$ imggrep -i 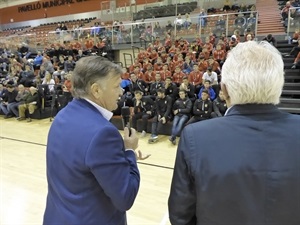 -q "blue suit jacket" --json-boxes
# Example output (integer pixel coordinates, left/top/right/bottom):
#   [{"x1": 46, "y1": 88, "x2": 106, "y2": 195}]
[
  {"x1": 169, "y1": 104, "x2": 300, "y2": 225},
  {"x1": 43, "y1": 99, "x2": 140, "y2": 225}
]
